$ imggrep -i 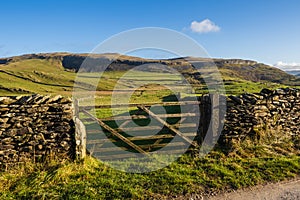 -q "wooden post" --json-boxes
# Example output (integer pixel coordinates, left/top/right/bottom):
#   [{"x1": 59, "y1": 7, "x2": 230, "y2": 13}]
[
  {"x1": 199, "y1": 94, "x2": 221, "y2": 145},
  {"x1": 199, "y1": 94, "x2": 210, "y2": 143}
]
